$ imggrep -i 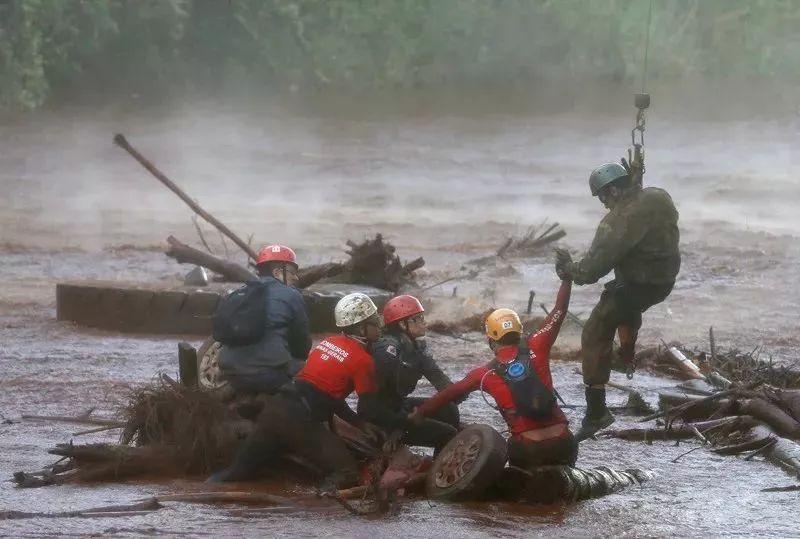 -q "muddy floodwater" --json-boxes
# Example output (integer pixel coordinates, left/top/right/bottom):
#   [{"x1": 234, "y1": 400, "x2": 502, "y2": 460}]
[{"x1": 2, "y1": 94, "x2": 799, "y2": 536}]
